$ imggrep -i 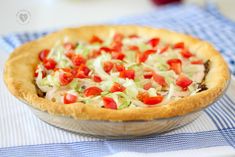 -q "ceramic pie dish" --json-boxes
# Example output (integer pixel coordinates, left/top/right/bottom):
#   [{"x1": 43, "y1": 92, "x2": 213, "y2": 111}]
[{"x1": 4, "y1": 25, "x2": 230, "y2": 137}]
